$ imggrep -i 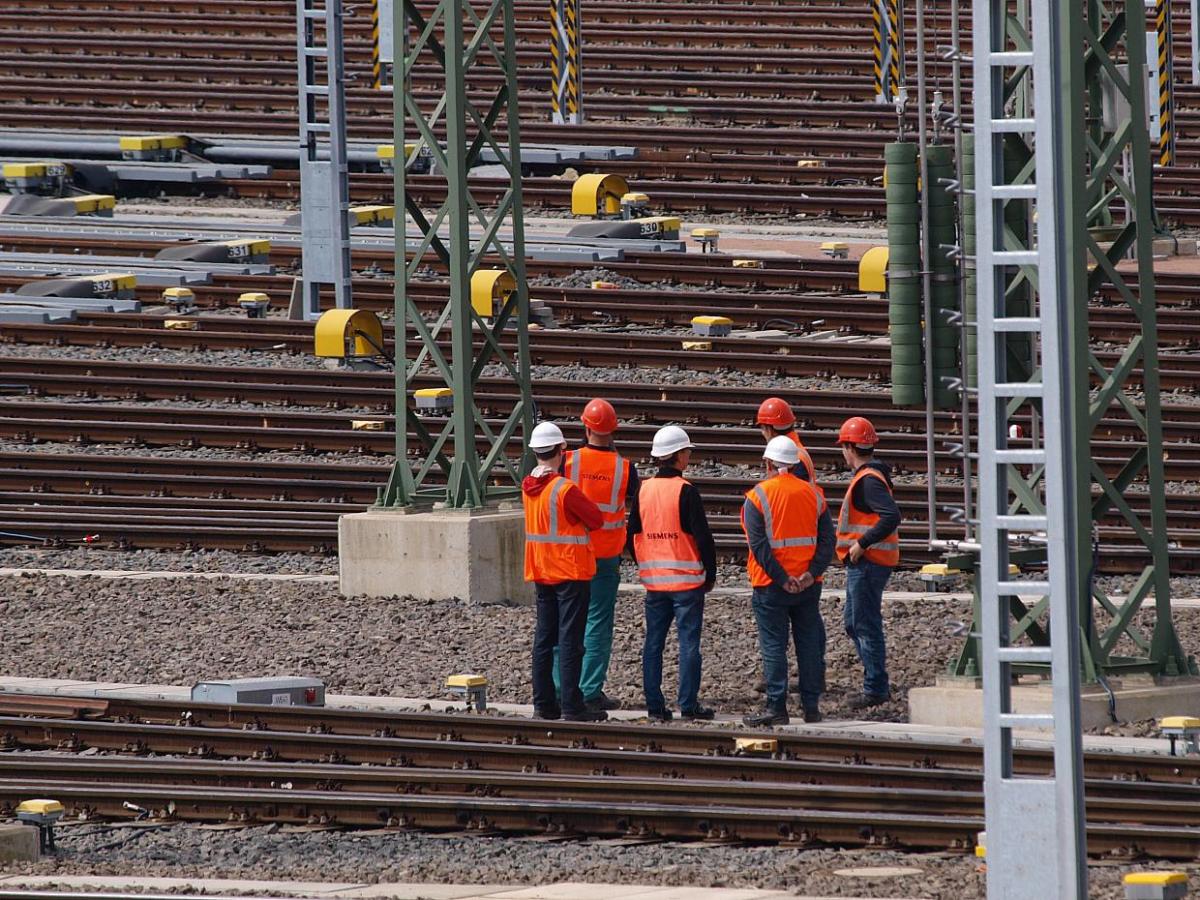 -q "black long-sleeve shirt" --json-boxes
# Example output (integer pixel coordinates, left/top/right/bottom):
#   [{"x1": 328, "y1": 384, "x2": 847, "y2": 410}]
[
  {"x1": 742, "y1": 486, "x2": 836, "y2": 587},
  {"x1": 848, "y1": 460, "x2": 902, "y2": 549},
  {"x1": 626, "y1": 466, "x2": 718, "y2": 588}
]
